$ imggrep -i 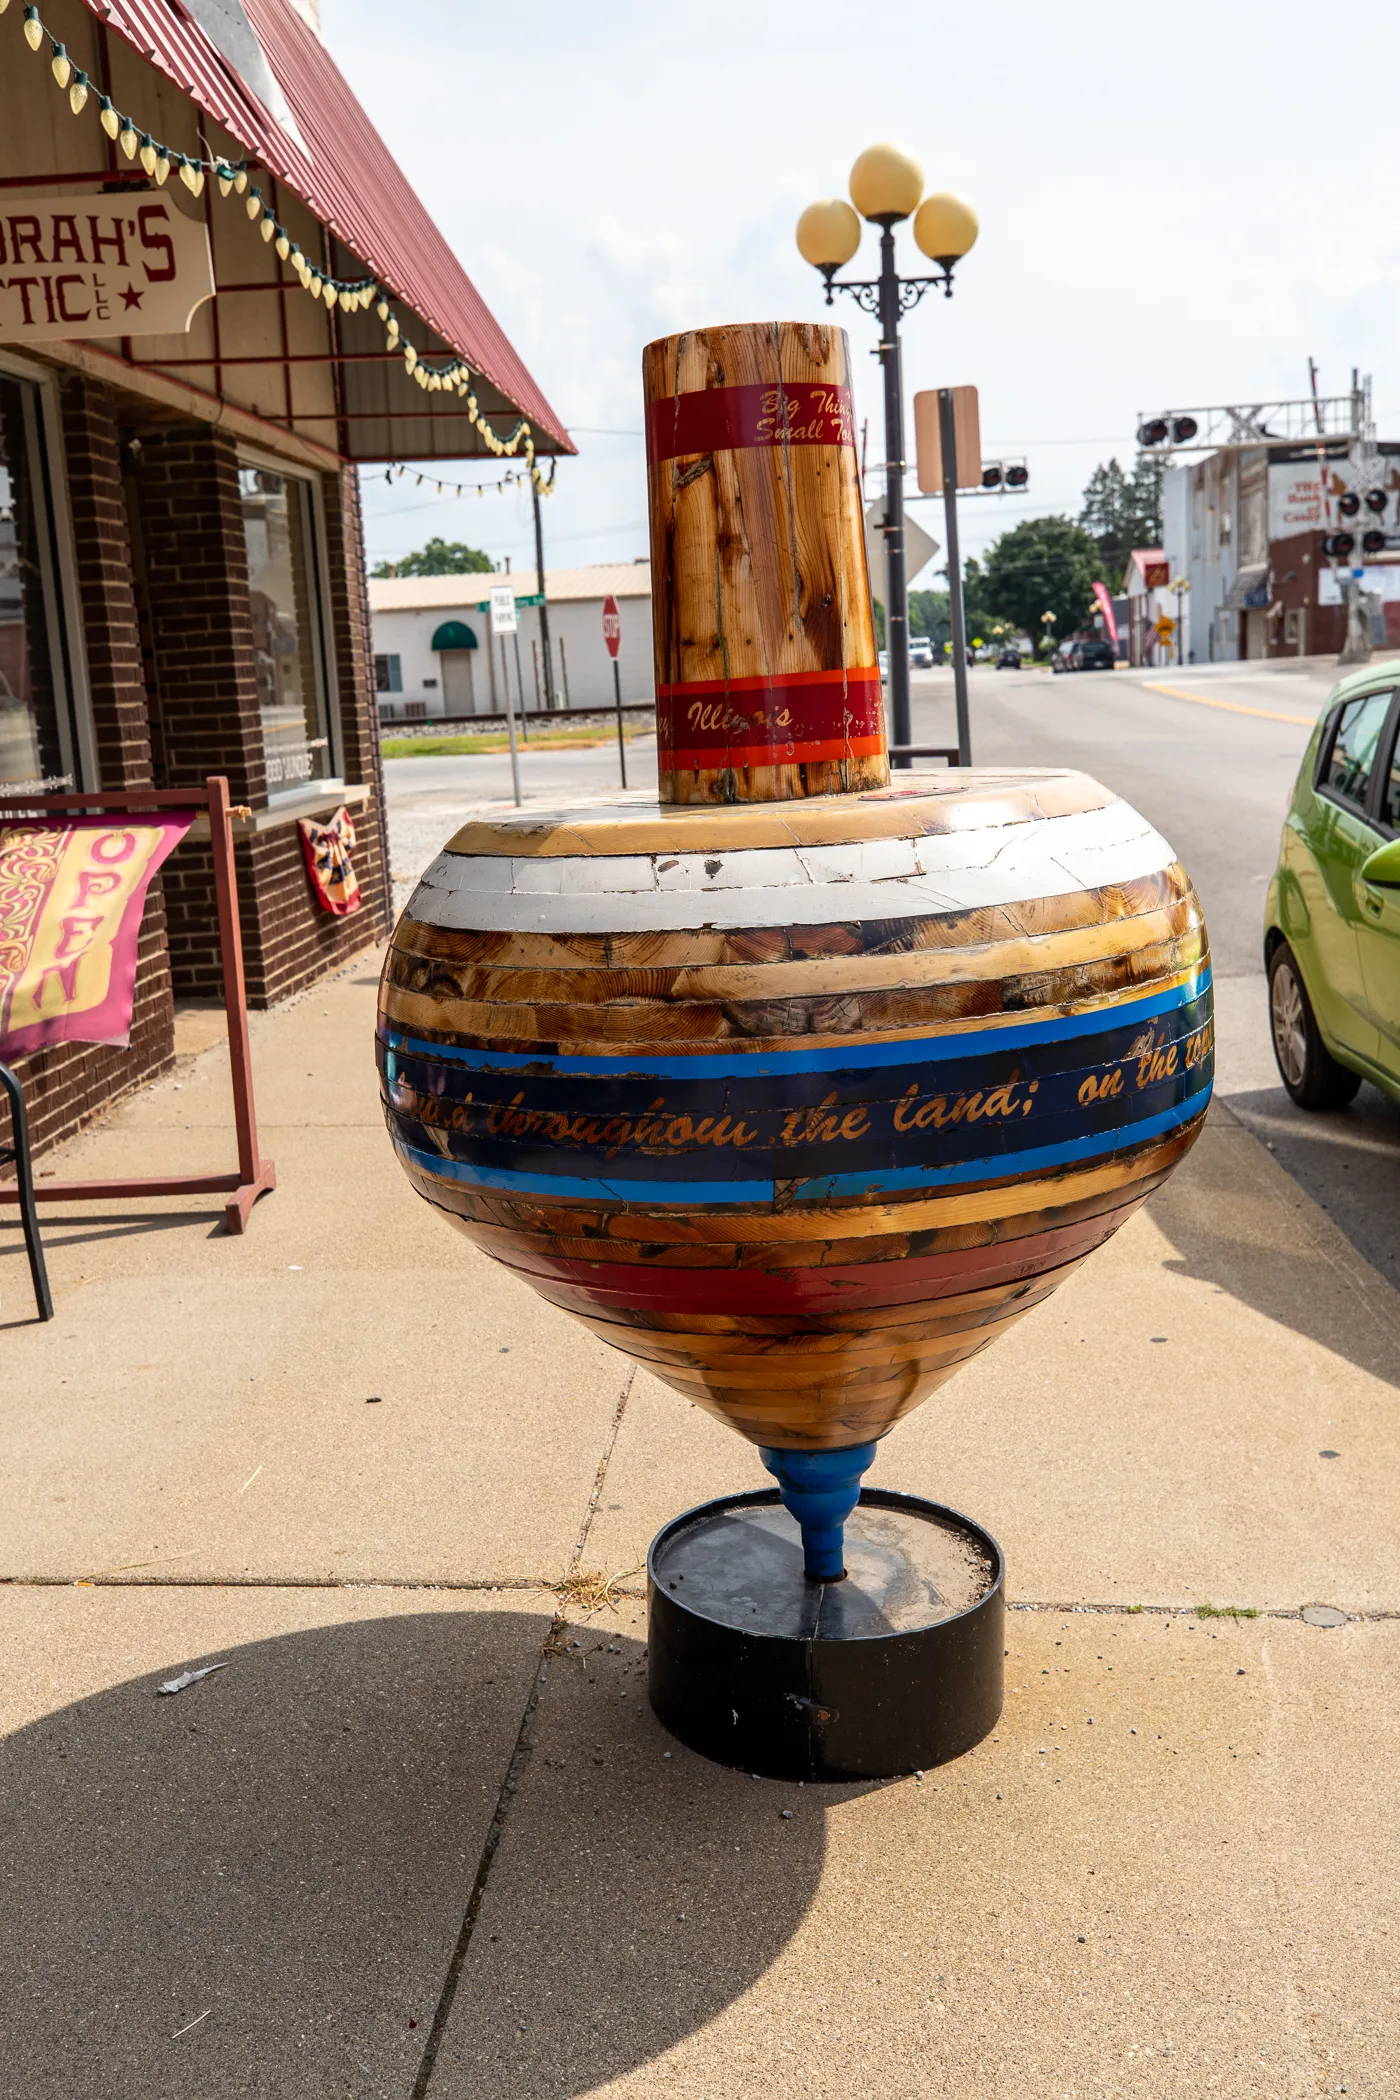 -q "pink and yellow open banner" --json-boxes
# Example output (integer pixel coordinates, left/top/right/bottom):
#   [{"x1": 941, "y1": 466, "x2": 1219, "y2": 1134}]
[{"x1": 0, "y1": 815, "x2": 191, "y2": 1058}]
